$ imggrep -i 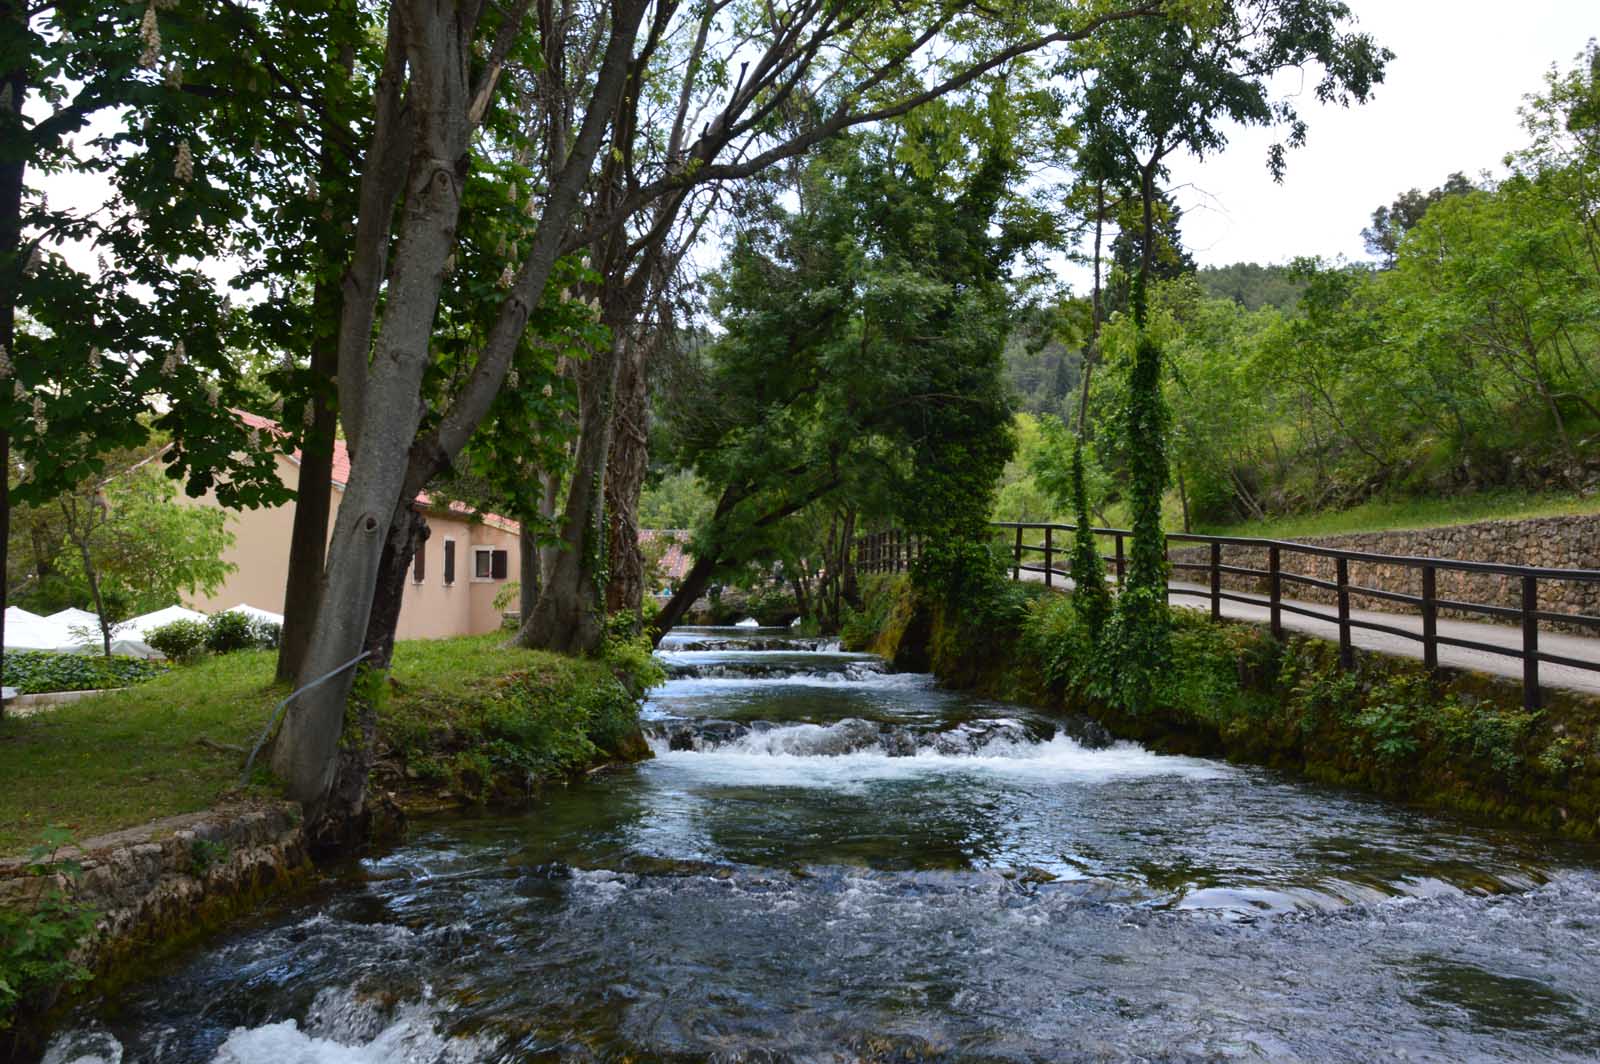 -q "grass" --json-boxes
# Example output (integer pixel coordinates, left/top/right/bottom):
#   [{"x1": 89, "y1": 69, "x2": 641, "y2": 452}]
[
  {"x1": 0, "y1": 634, "x2": 645, "y2": 857},
  {"x1": 1196, "y1": 489, "x2": 1600, "y2": 541}
]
